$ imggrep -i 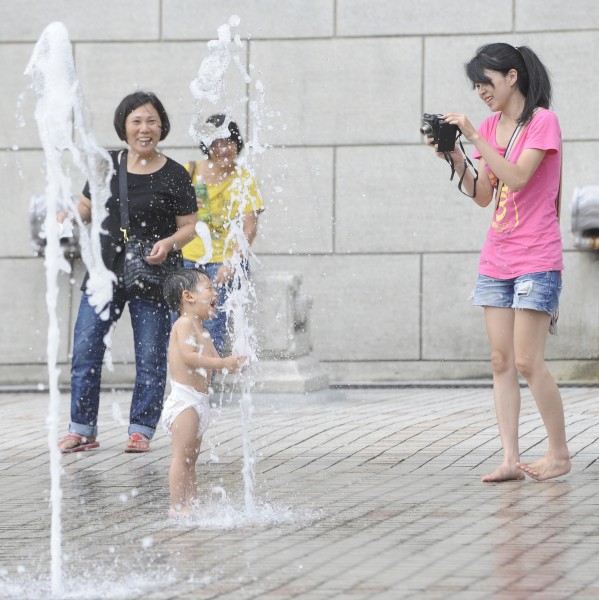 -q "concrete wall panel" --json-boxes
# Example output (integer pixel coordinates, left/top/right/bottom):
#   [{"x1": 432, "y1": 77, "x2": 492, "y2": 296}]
[
  {"x1": 252, "y1": 147, "x2": 334, "y2": 255},
  {"x1": 1, "y1": 151, "x2": 44, "y2": 258},
  {"x1": 251, "y1": 38, "x2": 422, "y2": 146},
  {"x1": 338, "y1": 0, "x2": 512, "y2": 36},
  {"x1": 0, "y1": 45, "x2": 40, "y2": 150},
  {"x1": 2, "y1": 2, "x2": 598, "y2": 385},
  {"x1": 516, "y1": 1, "x2": 599, "y2": 31},
  {"x1": 422, "y1": 253, "x2": 487, "y2": 360},
  {"x1": 75, "y1": 42, "x2": 248, "y2": 148},
  {"x1": 258, "y1": 254, "x2": 421, "y2": 361},
  {"x1": 336, "y1": 145, "x2": 490, "y2": 253},
  {"x1": 0, "y1": 0, "x2": 160, "y2": 42},
  {"x1": 425, "y1": 32, "x2": 599, "y2": 143},
  {"x1": 0, "y1": 258, "x2": 71, "y2": 364},
  {"x1": 163, "y1": 0, "x2": 334, "y2": 40}
]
